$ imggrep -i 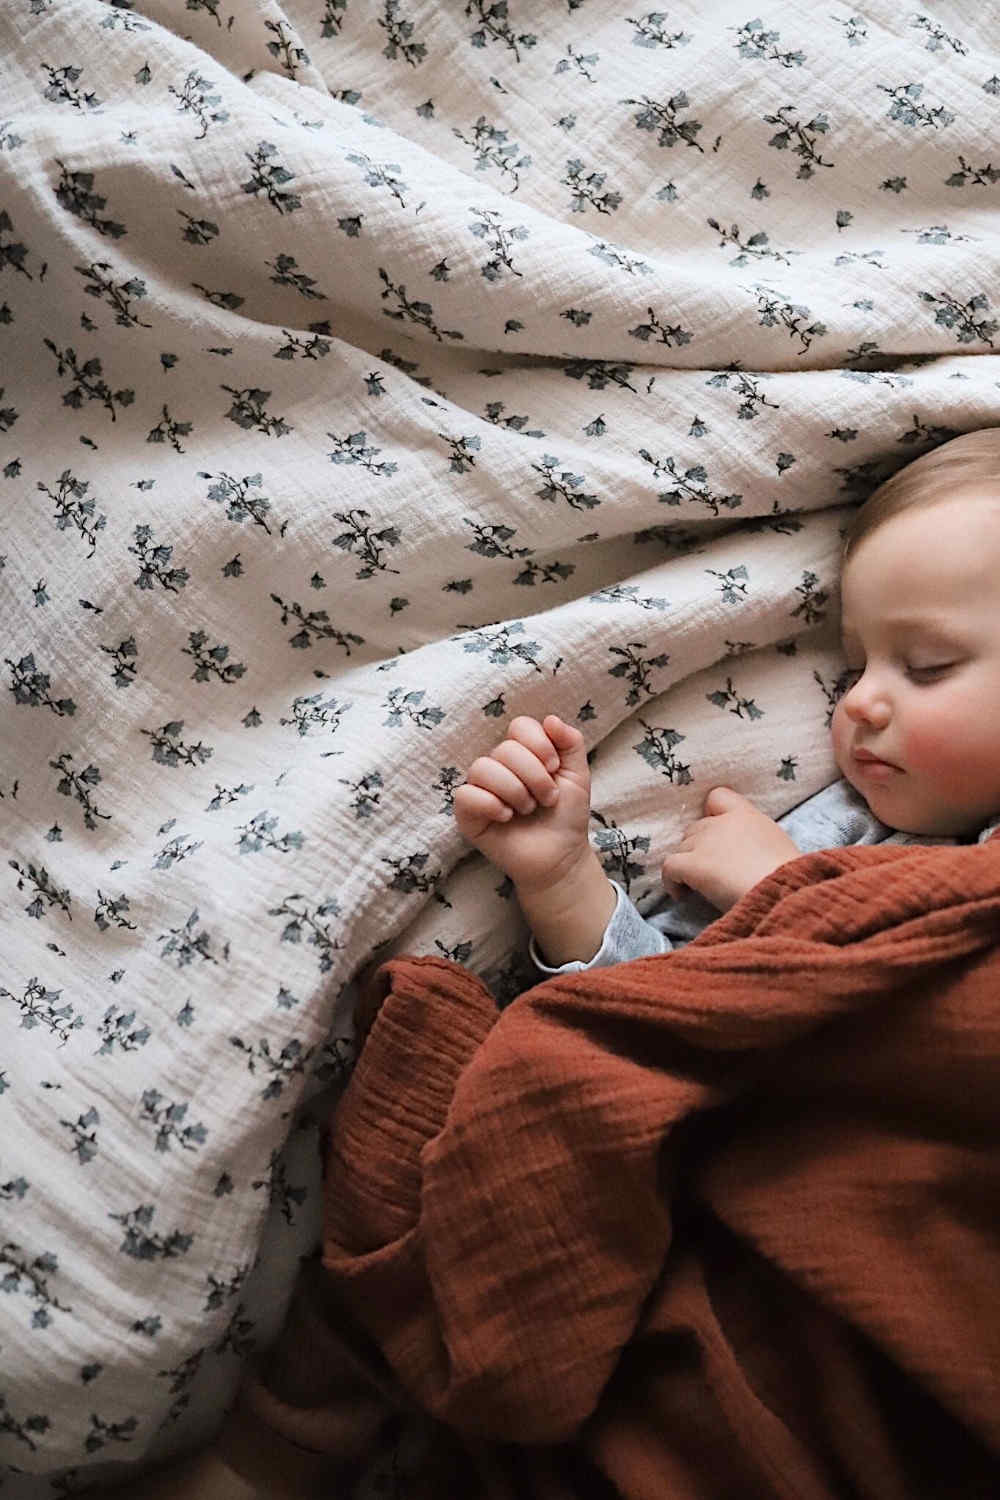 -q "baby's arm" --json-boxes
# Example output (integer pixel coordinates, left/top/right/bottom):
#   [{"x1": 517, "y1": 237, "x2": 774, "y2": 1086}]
[
  {"x1": 515, "y1": 848, "x2": 618, "y2": 967},
  {"x1": 454, "y1": 715, "x2": 618, "y2": 966}
]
